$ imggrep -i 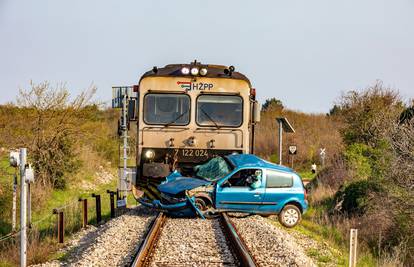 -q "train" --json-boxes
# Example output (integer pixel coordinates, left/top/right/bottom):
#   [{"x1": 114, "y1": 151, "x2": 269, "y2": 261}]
[{"x1": 131, "y1": 61, "x2": 260, "y2": 200}]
